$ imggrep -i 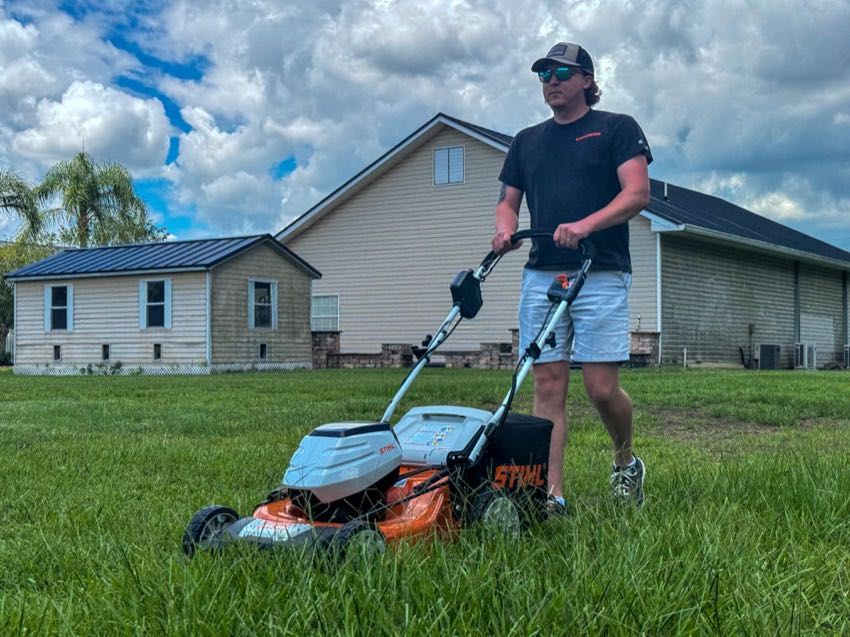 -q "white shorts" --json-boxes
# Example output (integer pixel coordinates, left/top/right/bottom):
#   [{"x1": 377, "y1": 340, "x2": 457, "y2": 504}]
[{"x1": 518, "y1": 268, "x2": 632, "y2": 364}]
